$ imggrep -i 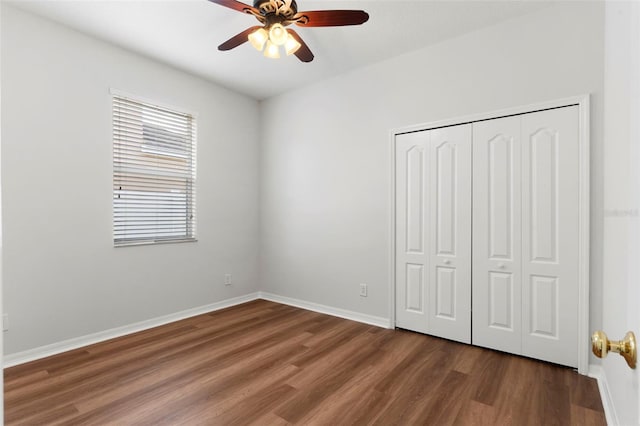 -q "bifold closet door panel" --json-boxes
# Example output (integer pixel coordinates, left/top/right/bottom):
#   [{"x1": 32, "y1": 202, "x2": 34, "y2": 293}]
[
  {"x1": 521, "y1": 106, "x2": 579, "y2": 367},
  {"x1": 472, "y1": 116, "x2": 522, "y2": 354},
  {"x1": 395, "y1": 125, "x2": 472, "y2": 343},
  {"x1": 427, "y1": 125, "x2": 472, "y2": 344},
  {"x1": 472, "y1": 106, "x2": 580, "y2": 367},
  {"x1": 395, "y1": 131, "x2": 430, "y2": 334}
]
